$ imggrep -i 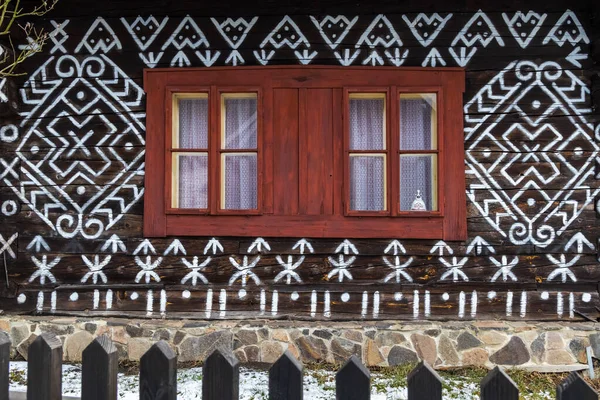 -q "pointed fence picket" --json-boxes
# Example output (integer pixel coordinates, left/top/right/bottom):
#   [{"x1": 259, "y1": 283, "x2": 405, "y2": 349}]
[{"x1": 0, "y1": 330, "x2": 597, "y2": 400}]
